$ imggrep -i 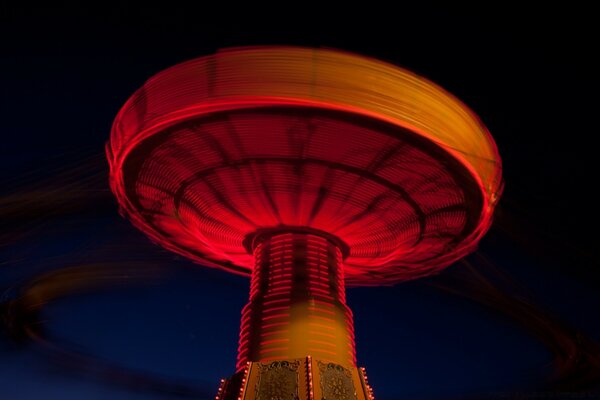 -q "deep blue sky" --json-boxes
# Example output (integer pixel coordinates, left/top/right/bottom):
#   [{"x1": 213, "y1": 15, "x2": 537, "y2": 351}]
[{"x1": 1, "y1": 5, "x2": 599, "y2": 400}]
